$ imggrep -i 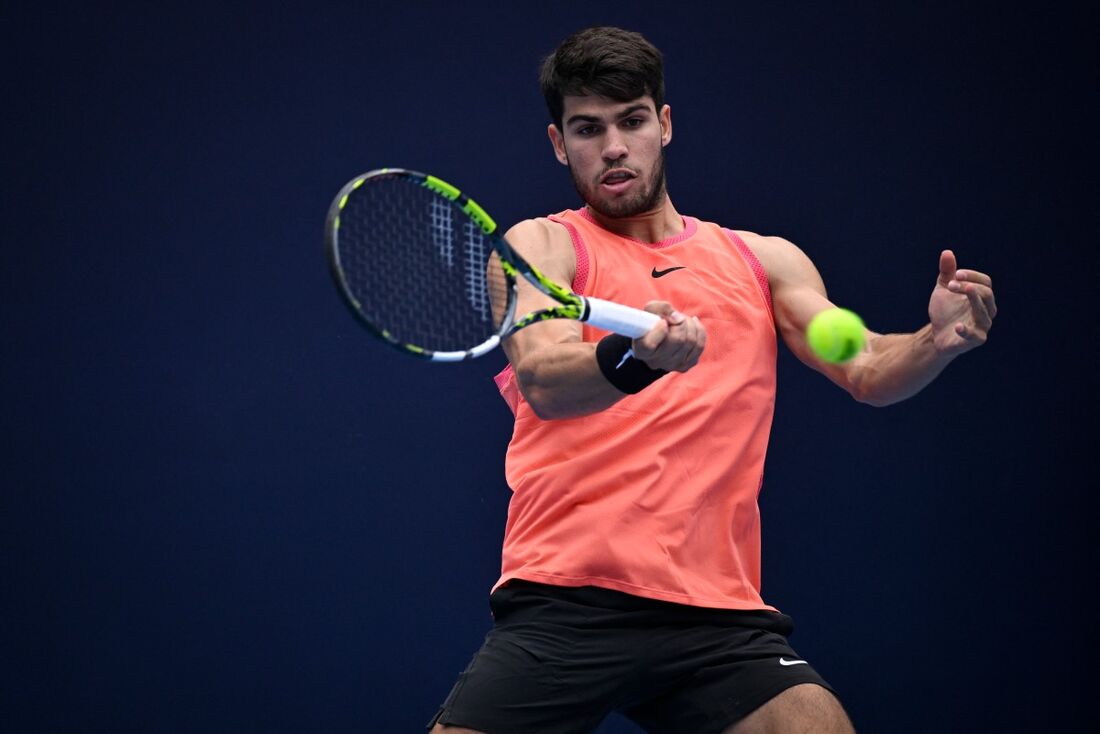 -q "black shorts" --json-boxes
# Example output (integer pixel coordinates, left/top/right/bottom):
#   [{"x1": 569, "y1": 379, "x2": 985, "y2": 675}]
[{"x1": 428, "y1": 581, "x2": 837, "y2": 734}]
